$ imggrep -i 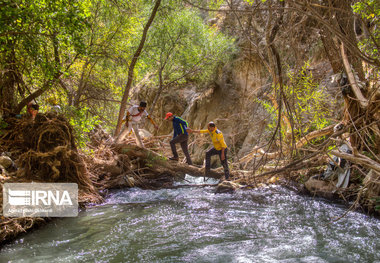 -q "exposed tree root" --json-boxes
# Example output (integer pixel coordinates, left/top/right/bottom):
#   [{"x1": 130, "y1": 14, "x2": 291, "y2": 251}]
[{"x1": 0, "y1": 113, "x2": 102, "y2": 244}]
